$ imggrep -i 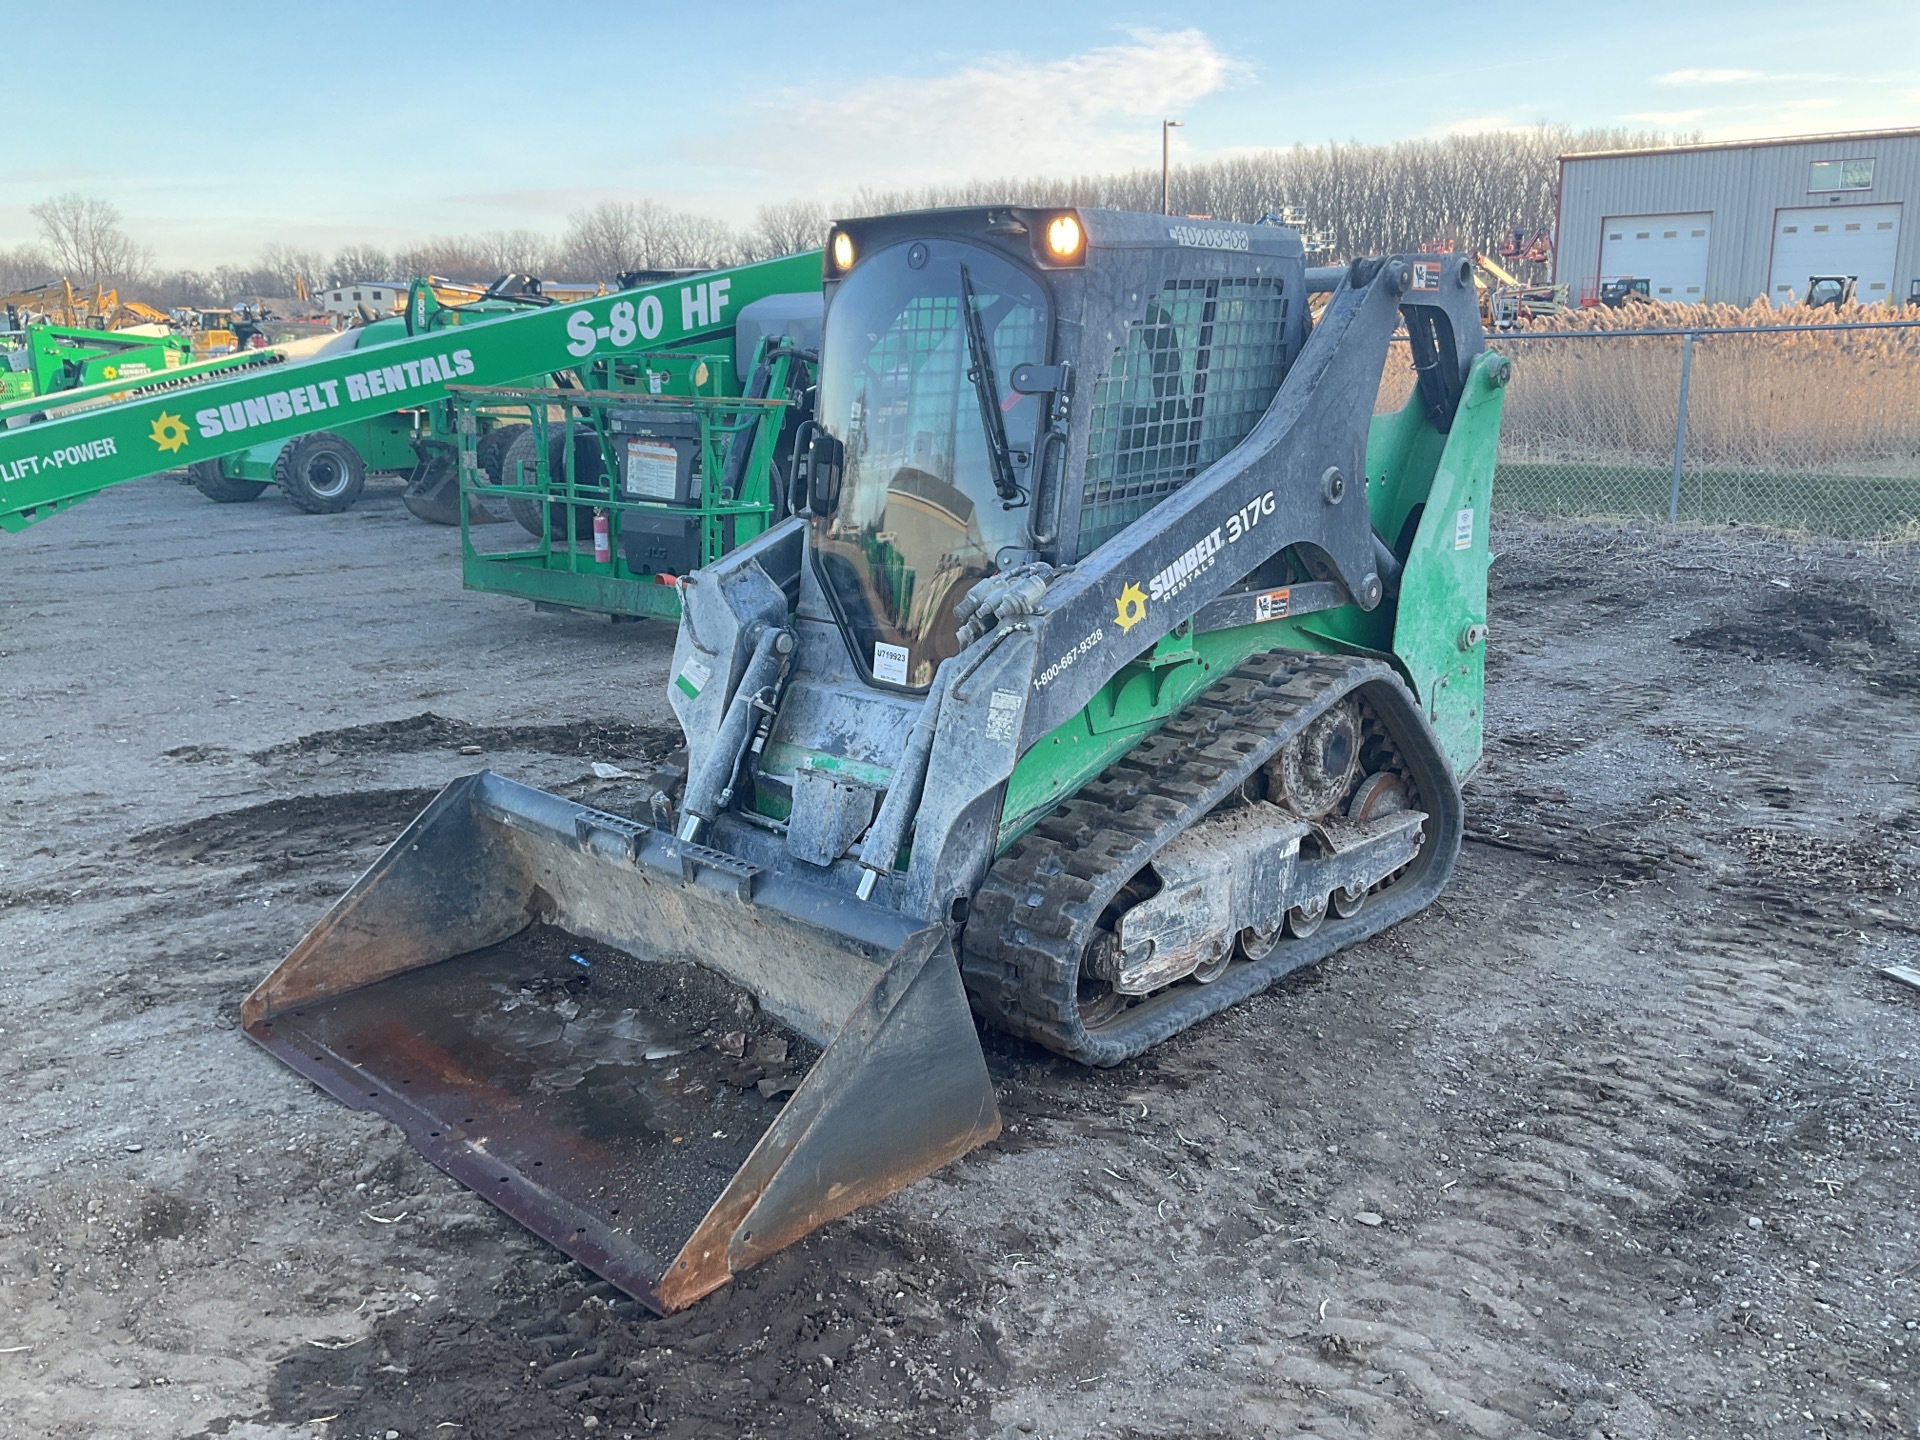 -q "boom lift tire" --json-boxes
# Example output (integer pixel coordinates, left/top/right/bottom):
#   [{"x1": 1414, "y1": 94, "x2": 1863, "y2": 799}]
[
  {"x1": 500, "y1": 428, "x2": 546, "y2": 536},
  {"x1": 275, "y1": 431, "x2": 366, "y2": 514},
  {"x1": 187, "y1": 459, "x2": 269, "y2": 504},
  {"x1": 477, "y1": 424, "x2": 528, "y2": 486},
  {"x1": 502, "y1": 426, "x2": 608, "y2": 540}
]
